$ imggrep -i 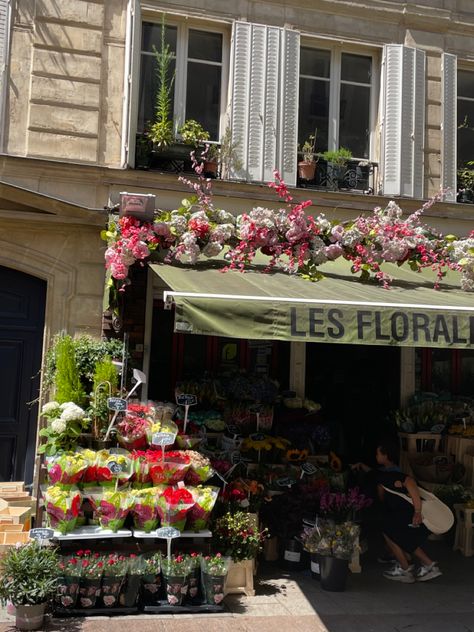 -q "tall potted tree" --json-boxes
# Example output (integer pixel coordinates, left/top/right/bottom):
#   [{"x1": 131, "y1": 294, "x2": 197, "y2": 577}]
[{"x1": 0, "y1": 541, "x2": 59, "y2": 630}]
